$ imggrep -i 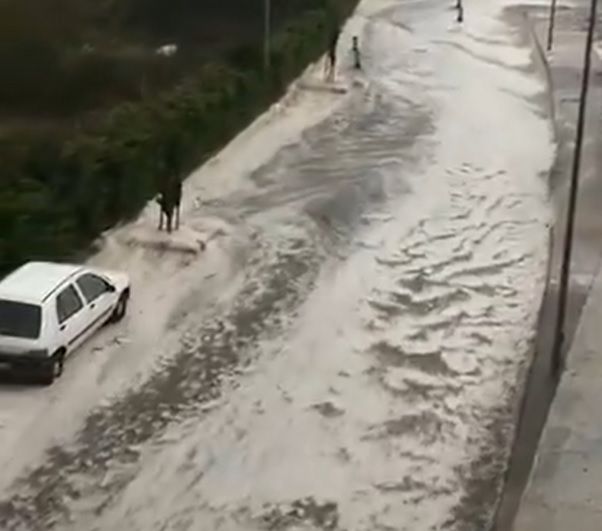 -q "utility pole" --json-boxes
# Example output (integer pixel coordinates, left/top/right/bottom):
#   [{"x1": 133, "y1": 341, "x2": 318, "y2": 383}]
[
  {"x1": 547, "y1": 0, "x2": 558, "y2": 50},
  {"x1": 264, "y1": 0, "x2": 271, "y2": 71},
  {"x1": 552, "y1": 0, "x2": 598, "y2": 374}
]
